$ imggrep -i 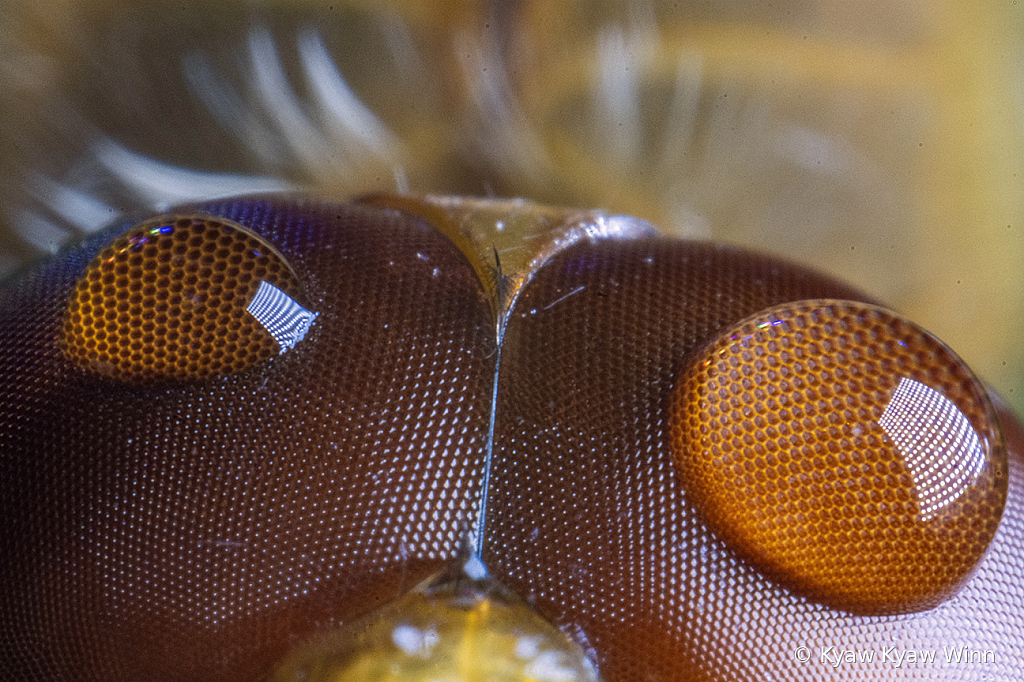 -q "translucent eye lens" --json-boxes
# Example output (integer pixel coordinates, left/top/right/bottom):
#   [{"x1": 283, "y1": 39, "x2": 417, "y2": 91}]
[
  {"x1": 670, "y1": 300, "x2": 1008, "y2": 615},
  {"x1": 61, "y1": 215, "x2": 313, "y2": 382}
]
